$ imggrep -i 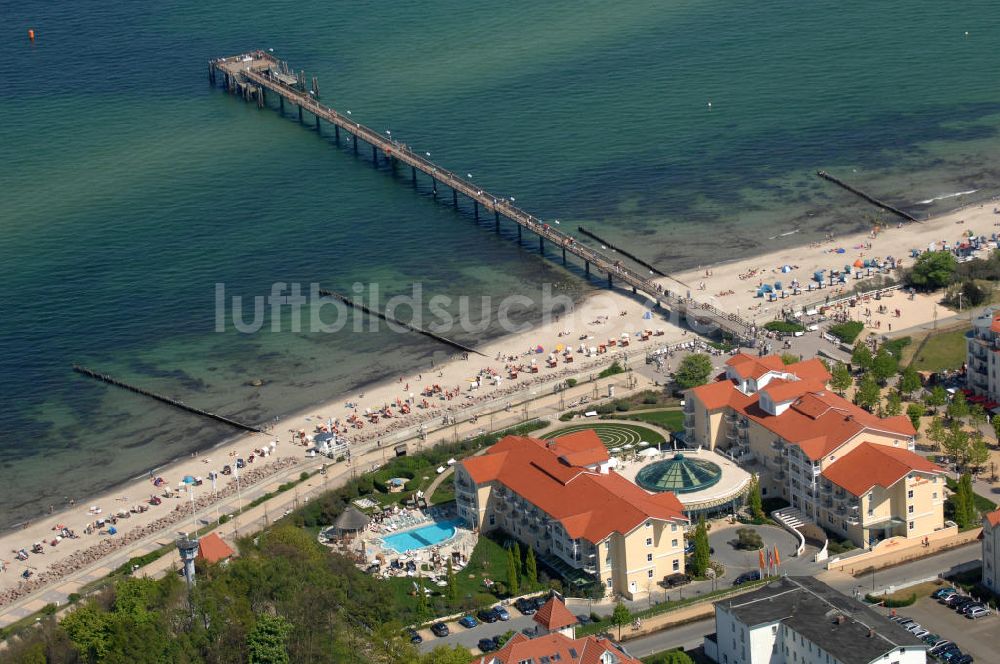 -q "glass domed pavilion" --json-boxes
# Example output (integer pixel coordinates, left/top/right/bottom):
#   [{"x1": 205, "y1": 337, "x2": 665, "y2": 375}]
[{"x1": 628, "y1": 450, "x2": 750, "y2": 518}]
